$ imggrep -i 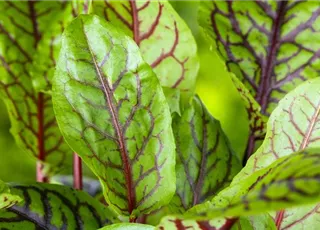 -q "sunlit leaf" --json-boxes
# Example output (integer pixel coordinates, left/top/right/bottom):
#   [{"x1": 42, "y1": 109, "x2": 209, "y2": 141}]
[
  {"x1": 99, "y1": 223, "x2": 155, "y2": 230},
  {"x1": 52, "y1": 15, "x2": 176, "y2": 218},
  {"x1": 0, "y1": 183, "x2": 116, "y2": 229},
  {"x1": 0, "y1": 180, "x2": 21, "y2": 210},
  {"x1": 91, "y1": 0, "x2": 199, "y2": 92},
  {"x1": 169, "y1": 95, "x2": 241, "y2": 213},
  {"x1": 231, "y1": 214, "x2": 276, "y2": 230},
  {"x1": 0, "y1": 1, "x2": 77, "y2": 177},
  {"x1": 199, "y1": 1, "x2": 320, "y2": 156},
  {"x1": 190, "y1": 149, "x2": 320, "y2": 218}
]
